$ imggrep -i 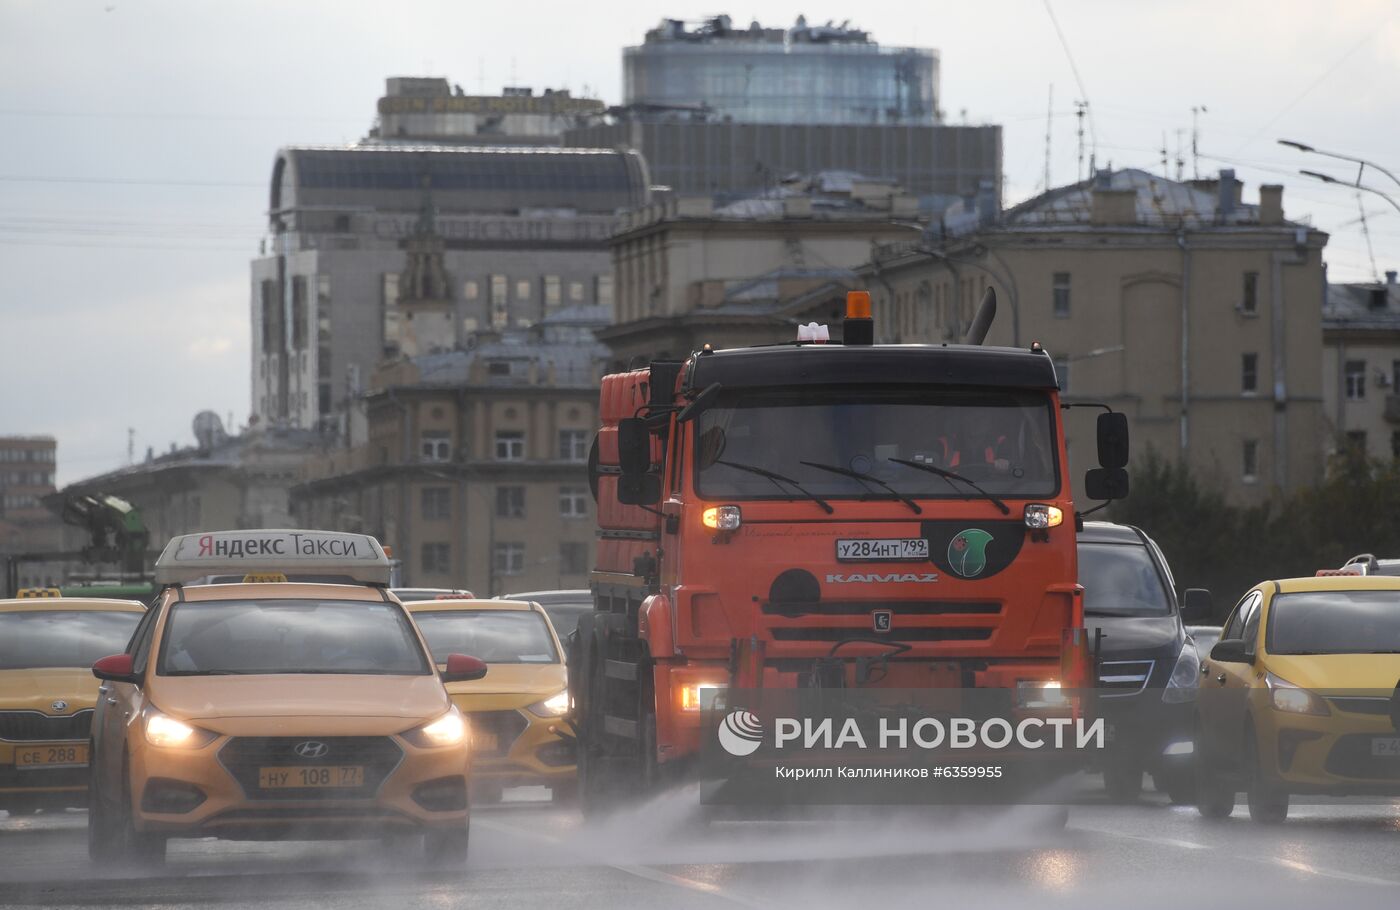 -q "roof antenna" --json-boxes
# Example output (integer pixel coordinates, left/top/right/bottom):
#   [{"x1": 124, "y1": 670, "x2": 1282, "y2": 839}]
[{"x1": 963, "y1": 287, "x2": 997, "y2": 345}]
